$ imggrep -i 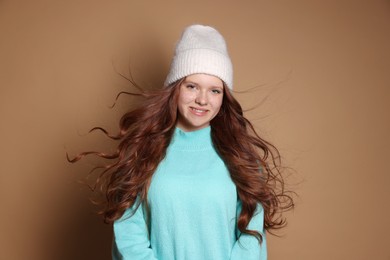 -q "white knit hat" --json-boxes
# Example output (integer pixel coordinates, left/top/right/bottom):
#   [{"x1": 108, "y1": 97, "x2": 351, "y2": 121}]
[{"x1": 164, "y1": 24, "x2": 233, "y2": 89}]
